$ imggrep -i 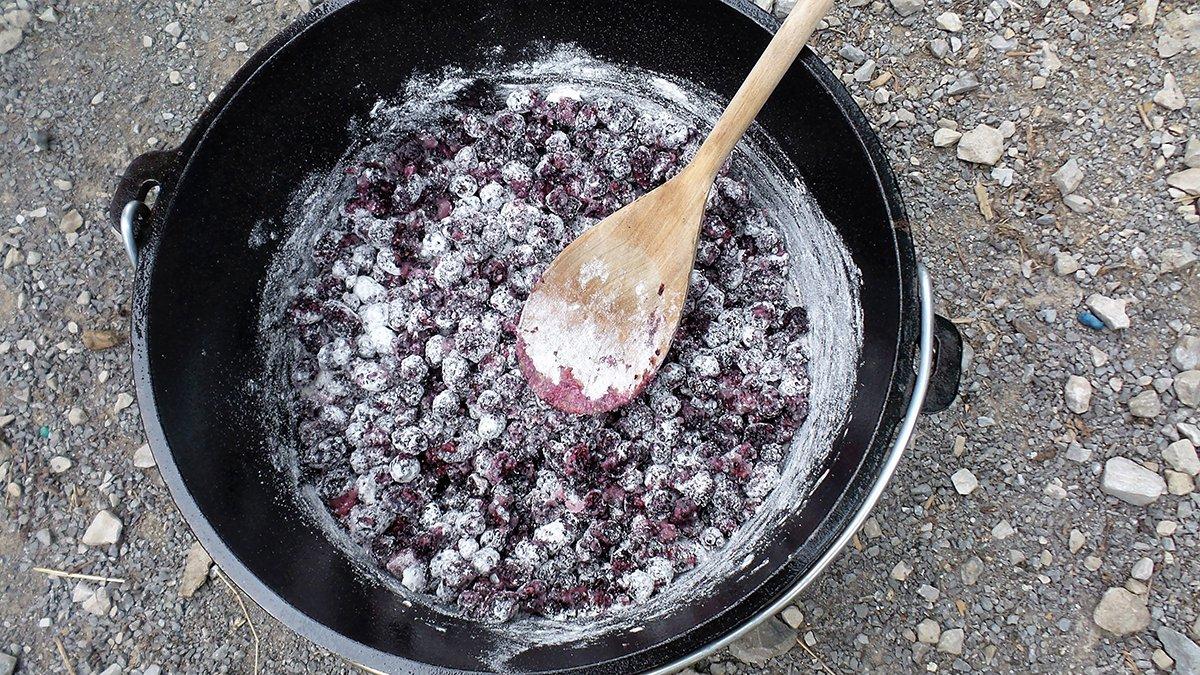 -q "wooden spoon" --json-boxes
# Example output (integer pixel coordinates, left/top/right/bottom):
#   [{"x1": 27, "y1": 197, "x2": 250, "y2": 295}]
[{"x1": 516, "y1": 0, "x2": 835, "y2": 414}]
